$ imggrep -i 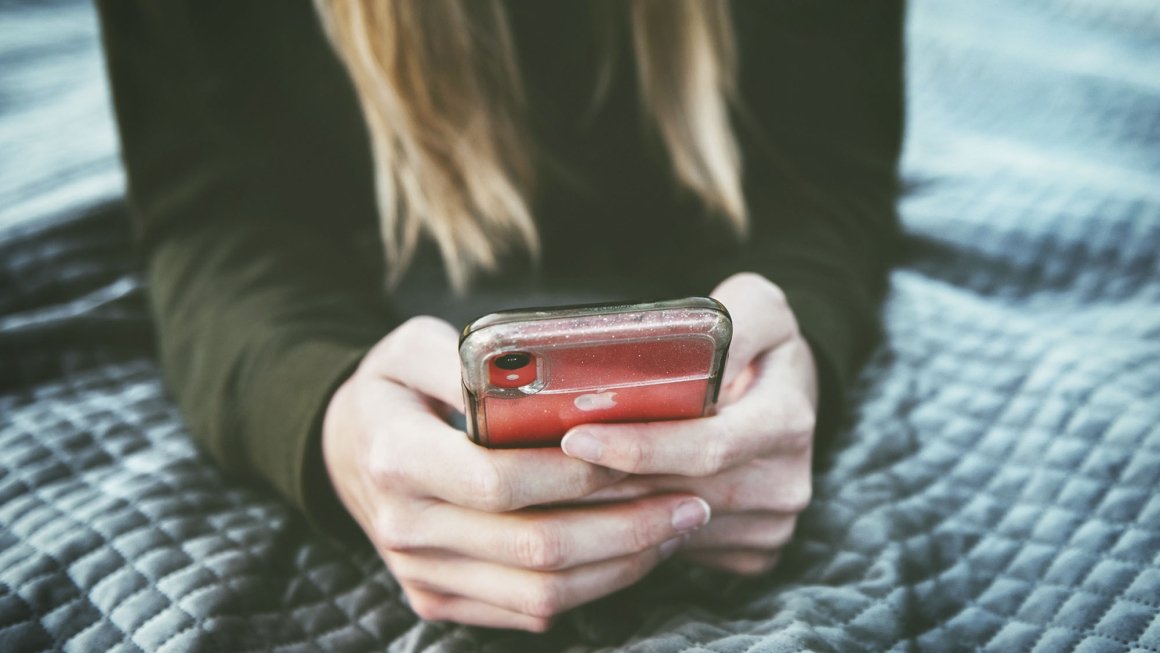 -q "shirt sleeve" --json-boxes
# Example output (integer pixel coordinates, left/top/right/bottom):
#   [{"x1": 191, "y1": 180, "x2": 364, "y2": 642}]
[
  {"x1": 711, "y1": 0, "x2": 906, "y2": 428},
  {"x1": 96, "y1": 0, "x2": 394, "y2": 527}
]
